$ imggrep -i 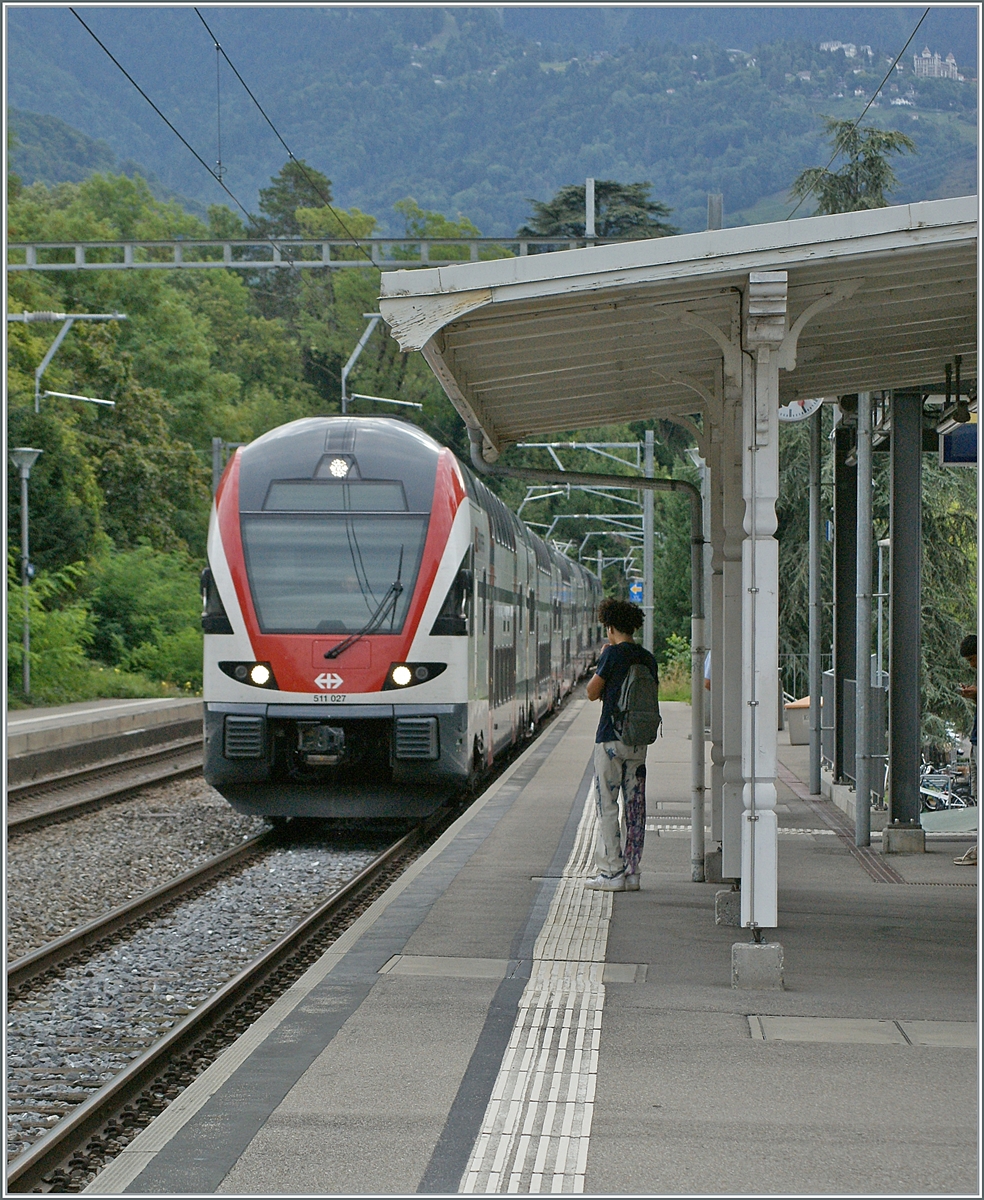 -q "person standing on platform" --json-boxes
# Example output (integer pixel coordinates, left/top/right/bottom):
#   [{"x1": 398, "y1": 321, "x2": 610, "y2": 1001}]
[
  {"x1": 954, "y1": 633, "x2": 977, "y2": 867},
  {"x1": 585, "y1": 599, "x2": 659, "y2": 891}
]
